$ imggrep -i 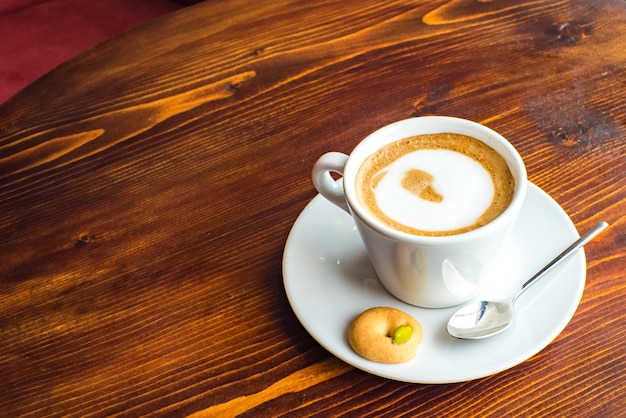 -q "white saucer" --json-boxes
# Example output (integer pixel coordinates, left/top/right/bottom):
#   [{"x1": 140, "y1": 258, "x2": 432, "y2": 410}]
[{"x1": 283, "y1": 182, "x2": 586, "y2": 383}]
